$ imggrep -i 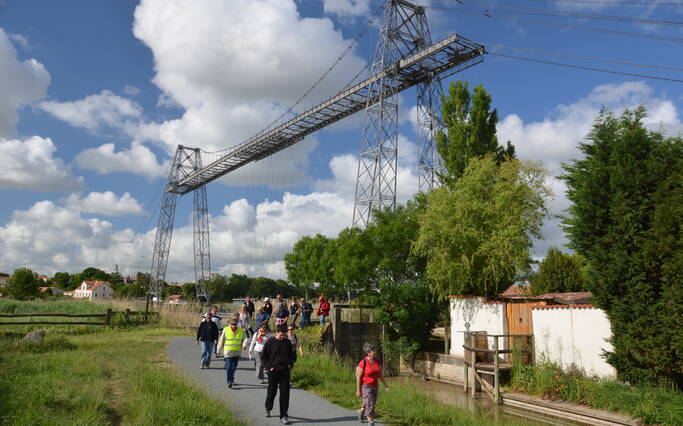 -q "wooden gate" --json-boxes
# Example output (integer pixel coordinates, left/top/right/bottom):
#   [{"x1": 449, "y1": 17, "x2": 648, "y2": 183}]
[{"x1": 506, "y1": 302, "x2": 535, "y2": 335}]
